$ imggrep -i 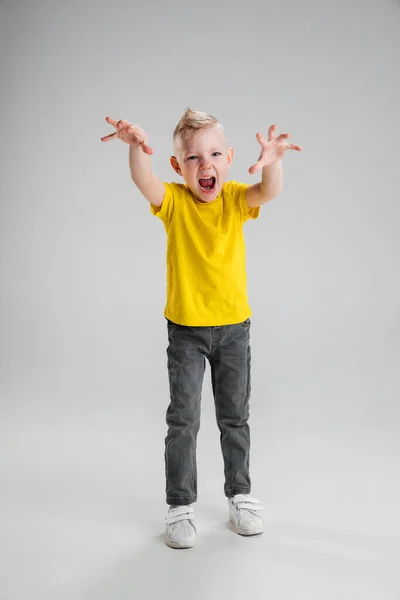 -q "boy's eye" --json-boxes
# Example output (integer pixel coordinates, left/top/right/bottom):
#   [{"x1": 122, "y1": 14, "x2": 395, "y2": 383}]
[{"x1": 186, "y1": 153, "x2": 221, "y2": 160}]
